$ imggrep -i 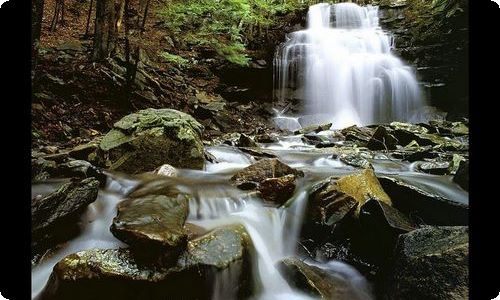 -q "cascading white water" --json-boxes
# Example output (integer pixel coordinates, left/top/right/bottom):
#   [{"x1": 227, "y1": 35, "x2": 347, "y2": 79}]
[{"x1": 274, "y1": 2, "x2": 424, "y2": 128}]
